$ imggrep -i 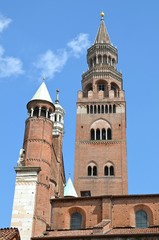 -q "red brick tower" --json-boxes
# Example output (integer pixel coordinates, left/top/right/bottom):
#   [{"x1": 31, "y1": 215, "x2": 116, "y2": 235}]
[
  {"x1": 11, "y1": 82, "x2": 65, "y2": 240},
  {"x1": 74, "y1": 12, "x2": 128, "y2": 196}
]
